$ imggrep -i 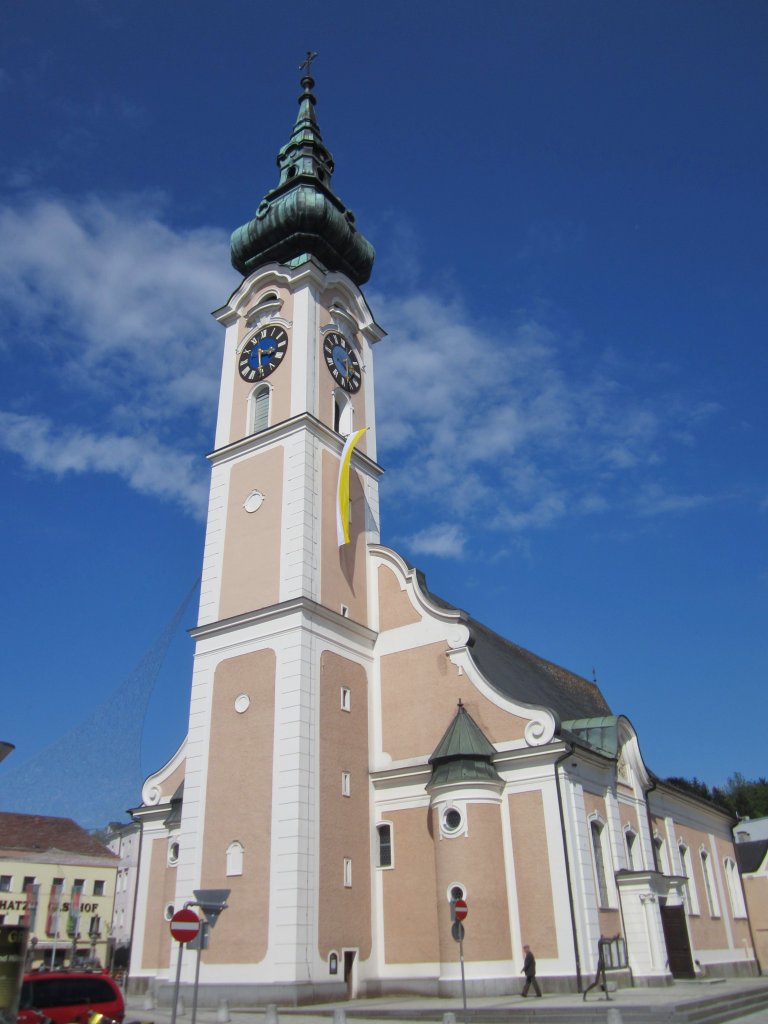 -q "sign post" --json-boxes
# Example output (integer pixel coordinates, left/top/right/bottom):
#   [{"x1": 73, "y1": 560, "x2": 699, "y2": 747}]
[
  {"x1": 168, "y1": 909, "x2": 201, "y2": 1024},
  {"x1": 188, "y1": 890, "x2": 230, "y2": 1024},
  {"x1": 450, "y1": 900, "x2": 469, "y2": 1024}
]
